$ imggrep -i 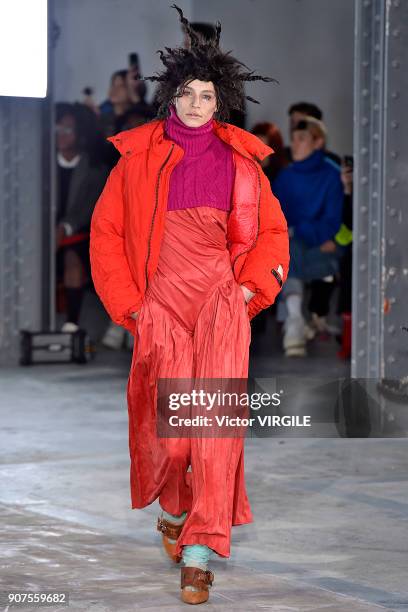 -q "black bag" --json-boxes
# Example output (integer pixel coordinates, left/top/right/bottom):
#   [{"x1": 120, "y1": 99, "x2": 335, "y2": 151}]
[{"x1": 19, "y1": 329, "x2": 94, "y2": 365}]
